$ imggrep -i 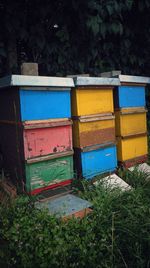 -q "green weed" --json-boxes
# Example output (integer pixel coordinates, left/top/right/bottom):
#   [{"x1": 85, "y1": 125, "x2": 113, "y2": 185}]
[{"x1": 0, "y1": 170, "x2": 150, "y2": 267}]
